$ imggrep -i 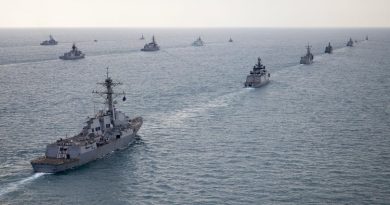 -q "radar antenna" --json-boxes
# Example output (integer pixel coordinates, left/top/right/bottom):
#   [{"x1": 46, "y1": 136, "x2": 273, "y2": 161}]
[{"x1": 92, "y1": 67, "x2": 126, "y2": 121}]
